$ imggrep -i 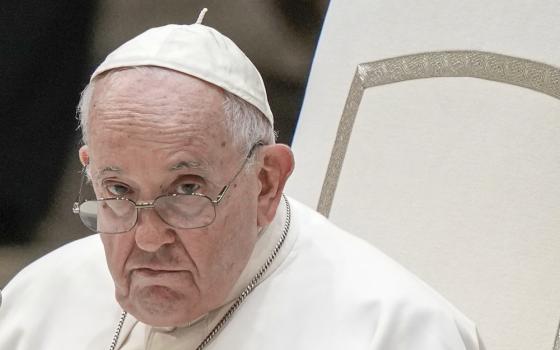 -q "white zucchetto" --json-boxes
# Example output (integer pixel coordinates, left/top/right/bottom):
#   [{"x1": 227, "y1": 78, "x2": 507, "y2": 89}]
[{"x1": 91, "y1": 22, "x2": 274, "y2": 126}]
